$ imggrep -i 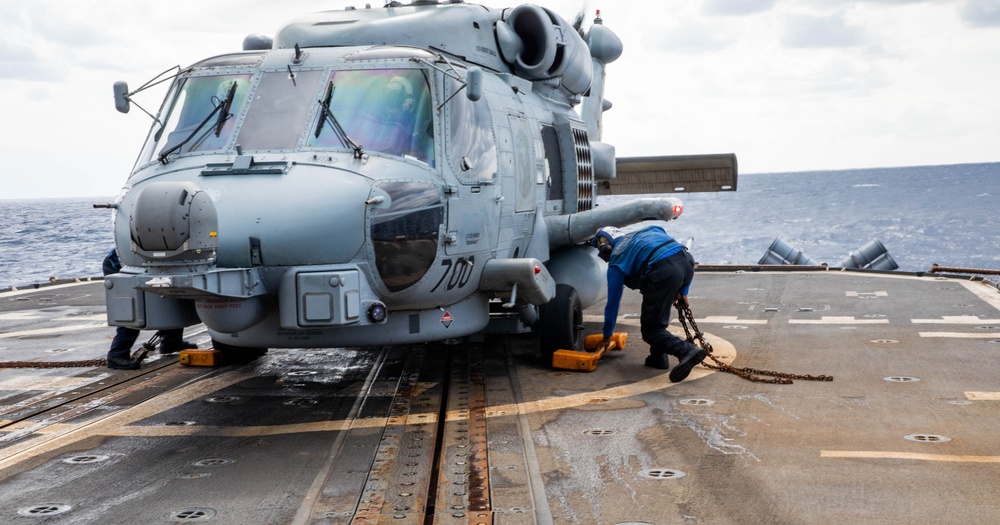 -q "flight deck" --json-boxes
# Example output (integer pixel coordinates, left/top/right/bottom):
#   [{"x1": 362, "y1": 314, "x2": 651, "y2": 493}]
[{"x1": 1, "y1": 270, "x2": 999, "y2": 524}]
